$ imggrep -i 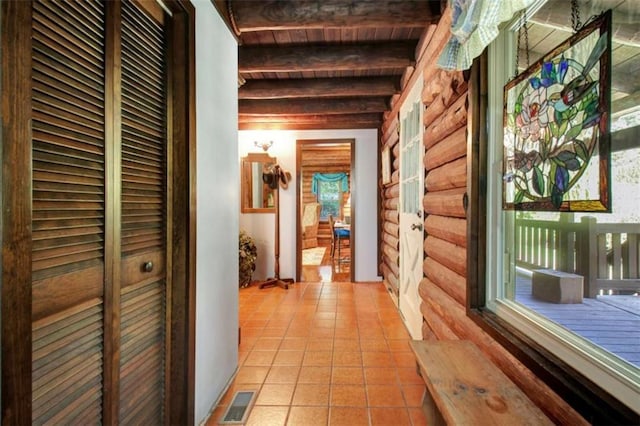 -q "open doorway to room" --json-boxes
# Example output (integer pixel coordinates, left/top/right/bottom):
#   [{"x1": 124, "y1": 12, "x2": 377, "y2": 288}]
[{"x1": 296, "y1": 139, "x2": 355, "y2": 282}]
